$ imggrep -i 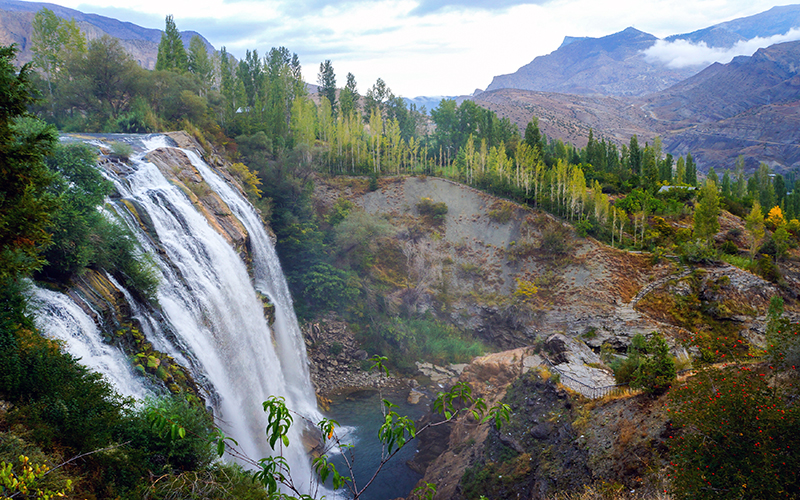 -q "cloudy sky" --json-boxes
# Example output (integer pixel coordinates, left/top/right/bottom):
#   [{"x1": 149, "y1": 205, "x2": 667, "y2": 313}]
[{"x1": 42, "y1": 0, "x2": 796, "y2": 97}]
